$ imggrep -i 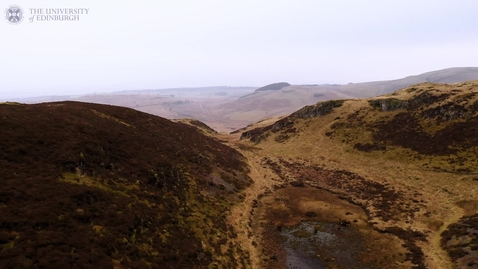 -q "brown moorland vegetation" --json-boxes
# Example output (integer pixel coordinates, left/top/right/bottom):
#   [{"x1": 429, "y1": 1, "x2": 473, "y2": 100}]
[{"x1": 0, "y1": 101, "x2": 251, "y2": 268}]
